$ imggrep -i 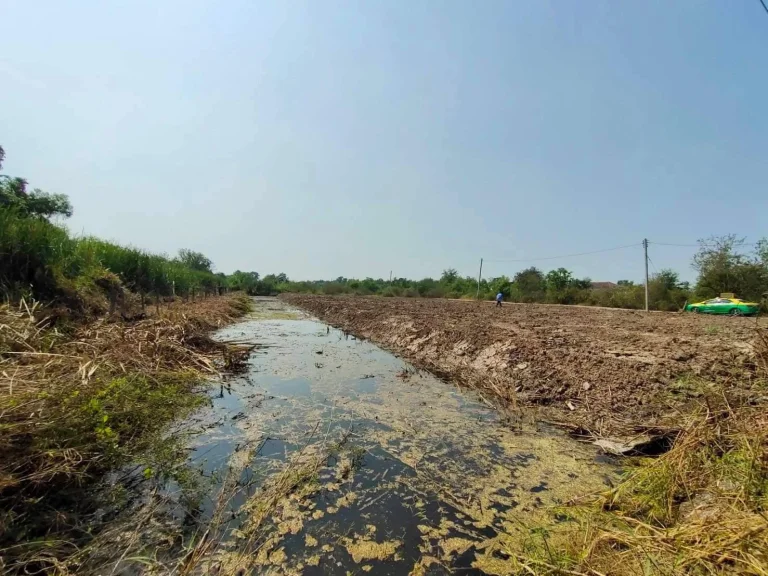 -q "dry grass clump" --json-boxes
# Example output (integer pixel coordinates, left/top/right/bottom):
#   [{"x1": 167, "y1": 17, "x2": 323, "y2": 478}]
[
  {"x1": 0, "y1": 294, "x2": 253, "y2": 574},
  {"x1": 180, "y1": 445, "x2": 326, "y2": 575},
  {"x1": 475, "y1": 391, "x2": 768, "y2": 576},
  {"x1": 564, "y1": 328, "x2": 768, "y2": 575},
  {"x1": 574, "y1": 400, "x2": 767, "y2": 575}
]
